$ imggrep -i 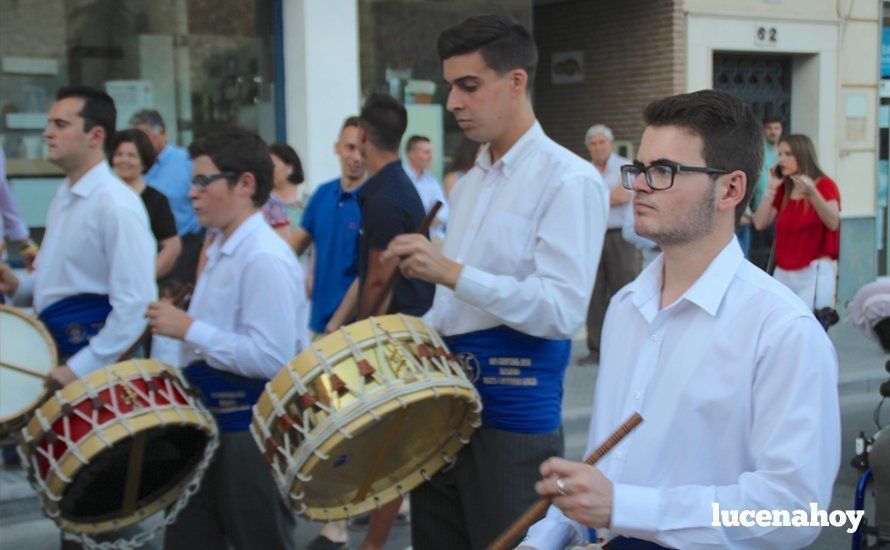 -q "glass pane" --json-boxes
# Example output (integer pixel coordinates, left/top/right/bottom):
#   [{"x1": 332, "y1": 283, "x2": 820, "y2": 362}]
[{"x1": 0, "y1": 0, "x2": 278, "y2": 177}]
